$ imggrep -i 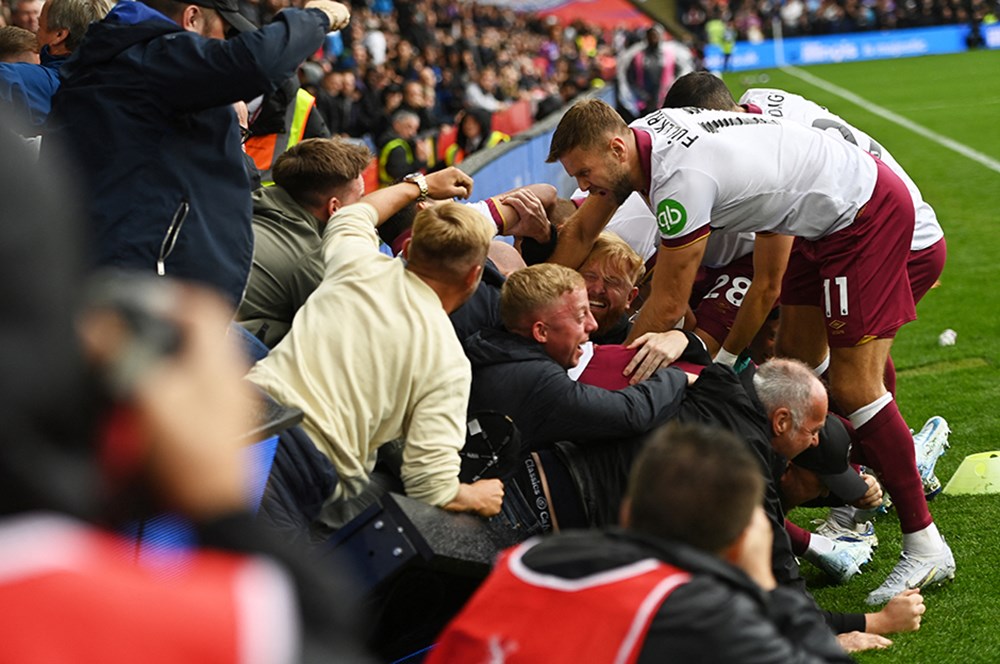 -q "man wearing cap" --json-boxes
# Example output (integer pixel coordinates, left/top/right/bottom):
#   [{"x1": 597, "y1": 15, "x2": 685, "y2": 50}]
[
  {"x1": 781, "y1": 416, "x2": 882, "y2": 580},
  {"x1": 45, "y1": 0, "x2": 350, "y2": 308}
]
